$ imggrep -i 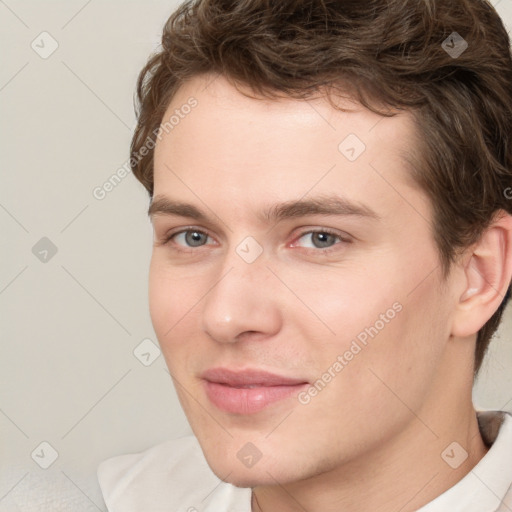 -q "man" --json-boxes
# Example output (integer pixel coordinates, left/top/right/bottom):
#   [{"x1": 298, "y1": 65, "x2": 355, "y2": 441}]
[{"x1": 97, "y1": 0, "x2": 512, "y2": 510}]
